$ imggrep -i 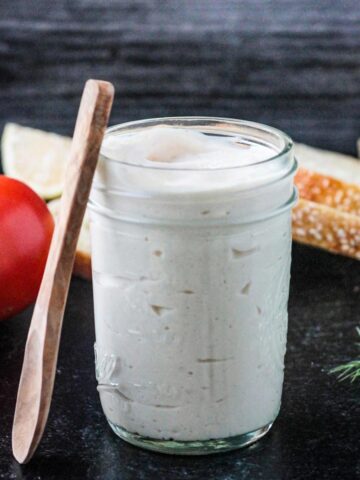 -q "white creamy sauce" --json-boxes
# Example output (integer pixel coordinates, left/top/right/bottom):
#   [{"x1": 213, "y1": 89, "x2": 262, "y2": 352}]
[
  {"x1": 91, "y1": 126, "x2": 292, "y2": 441},
  {"x1": 102, "y1": 127, "x2": 272, "y2": 167},
  {"x1": 99, "y1": 127, "x2": 285, "y2": 195}
]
